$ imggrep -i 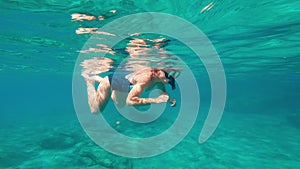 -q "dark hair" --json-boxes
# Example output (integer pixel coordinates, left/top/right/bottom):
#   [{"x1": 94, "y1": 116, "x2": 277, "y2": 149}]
[{"x1": 163, "y1": 70, "x2": 176, "y2": 90}]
